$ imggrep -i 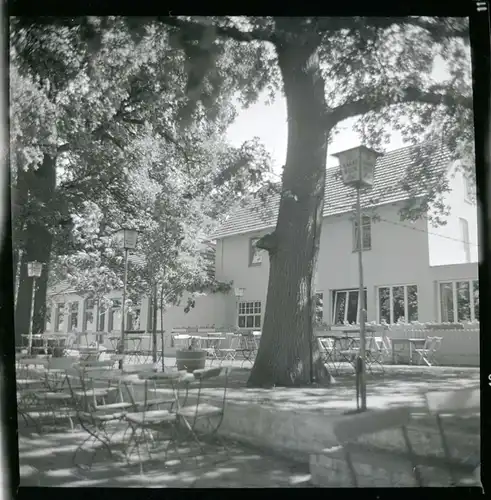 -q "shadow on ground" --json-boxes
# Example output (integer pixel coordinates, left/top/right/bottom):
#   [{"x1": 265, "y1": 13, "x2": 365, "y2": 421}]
[
  {"x1": 18, "y1": 428, "x2": 312, "y2": 488},
  {"x1": 189, "y1": 365, "x2": 480, "y2": 414}
]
